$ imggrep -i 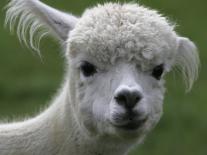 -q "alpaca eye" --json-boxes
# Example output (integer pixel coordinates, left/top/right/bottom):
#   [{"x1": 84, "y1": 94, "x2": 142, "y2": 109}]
[
  {"x1": 80, "y1": 61, "x2": 97, "y2": 77},
  {"x1": 152, "y1": 64, "x2": 164, "y2": 80}
]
